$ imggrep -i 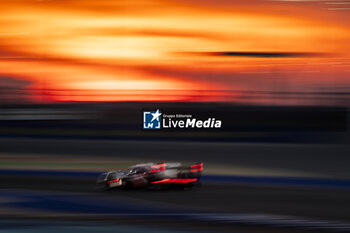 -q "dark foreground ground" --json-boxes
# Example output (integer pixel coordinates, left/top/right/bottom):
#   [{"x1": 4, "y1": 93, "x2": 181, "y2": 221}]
[{"x1": 1, "y1": 138, "x2": 350, "y2": 233}]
